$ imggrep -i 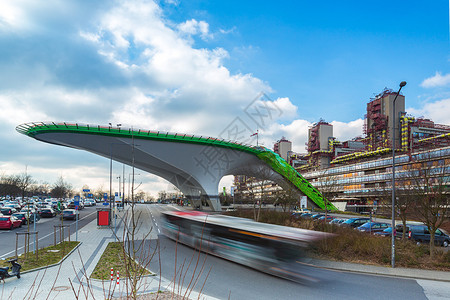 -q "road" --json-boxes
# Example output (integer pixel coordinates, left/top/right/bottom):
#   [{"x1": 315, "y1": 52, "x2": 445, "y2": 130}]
[
  {"x1": 0, "y1": 206, "x2": 98, "y2": 259},
  {"x1": 134, "y1": 204, "x2": 450, "y2": 300}
]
